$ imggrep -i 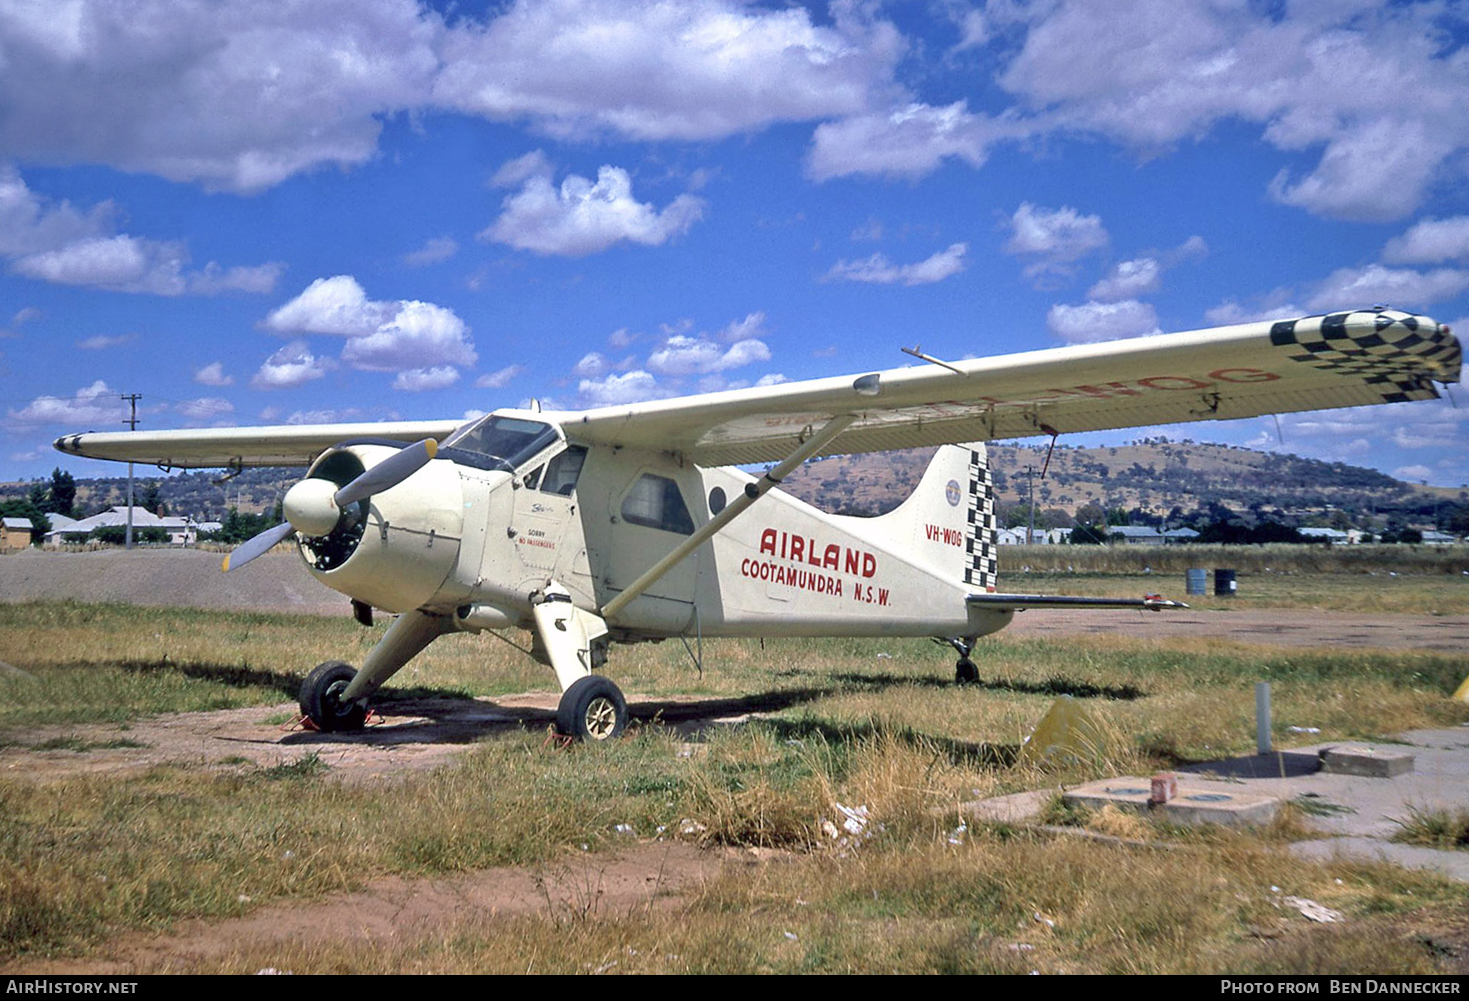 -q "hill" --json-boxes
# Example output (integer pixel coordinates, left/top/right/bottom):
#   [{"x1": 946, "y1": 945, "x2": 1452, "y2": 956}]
[
  {"x1": 777, "y1": 438, "x2": 1467, "y2": 531},
  {"x1": 6, "y1": 439, "x2": 1466, "y2": 533}
]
